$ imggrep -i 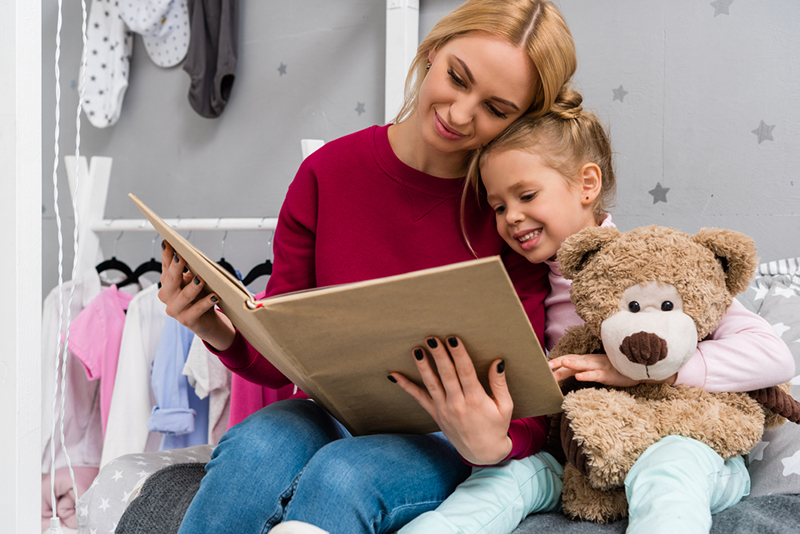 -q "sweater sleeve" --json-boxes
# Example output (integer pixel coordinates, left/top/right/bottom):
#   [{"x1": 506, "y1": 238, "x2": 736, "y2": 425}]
[
  {"x1": 676, "y1": 299, "x2": 796, "y2": 392},
  {"x1": 203, "y1": 158, "x2": 321, "y2": 387}
]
